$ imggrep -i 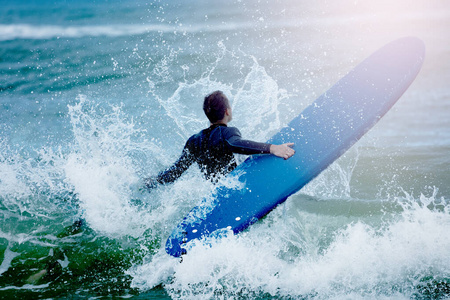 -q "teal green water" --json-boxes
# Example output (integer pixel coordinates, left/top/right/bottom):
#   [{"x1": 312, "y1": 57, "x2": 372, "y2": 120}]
[{"x1": 1, "y1": 0, "x2": 449, "y2": 299}]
